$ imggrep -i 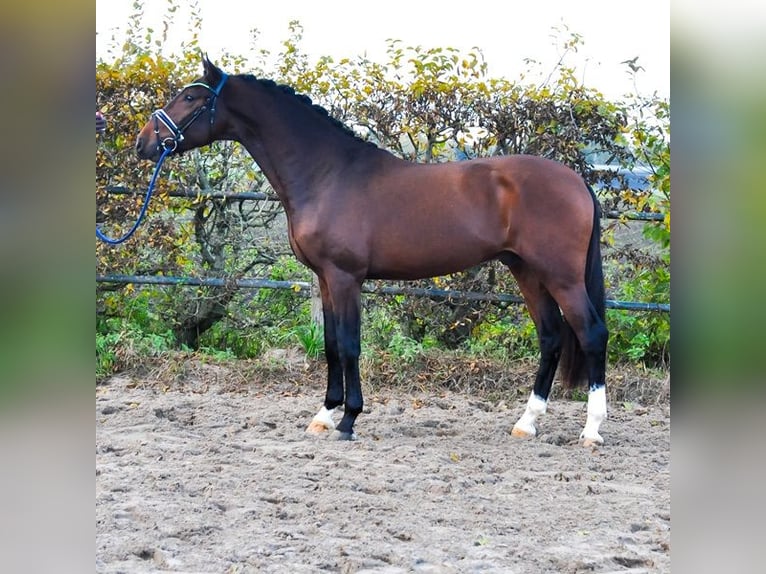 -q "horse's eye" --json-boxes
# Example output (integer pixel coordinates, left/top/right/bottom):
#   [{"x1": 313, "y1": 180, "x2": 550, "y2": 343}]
[{"x1": 184, "y1": 94, "x2": 194, "y2": 102}]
